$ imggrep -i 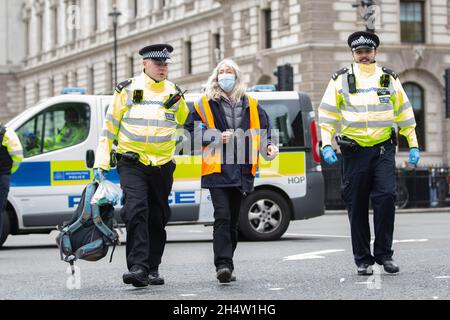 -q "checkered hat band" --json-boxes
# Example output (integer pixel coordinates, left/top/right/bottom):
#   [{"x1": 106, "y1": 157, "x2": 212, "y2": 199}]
[
  {"x1": 143, "y1": 51, "x2": 171, "y2": 59},
  {"x1": 351, "y1": 36, "x2": 376, "y2": 48}
]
